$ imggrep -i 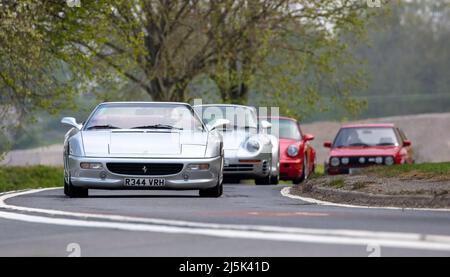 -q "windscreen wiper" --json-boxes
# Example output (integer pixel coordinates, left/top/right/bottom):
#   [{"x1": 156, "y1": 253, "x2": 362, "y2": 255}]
[
  {"x1": 348, "y1": 143, "x2": 370, "y2": 147},
  {"x1": 86, "y1": 124, "x2": 121, "y2": 130},
  {"x1": 131, "y1": 124, "x2": 183, "y2": 130},
  {"x1": 376, "y1": 143, "x2": 395, "y2": 146}
]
